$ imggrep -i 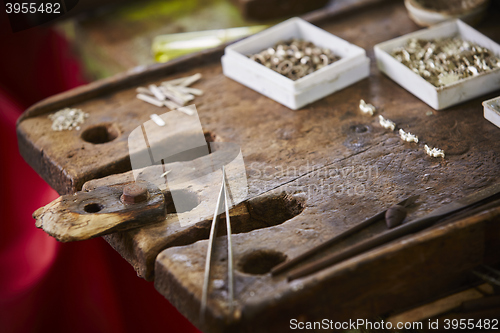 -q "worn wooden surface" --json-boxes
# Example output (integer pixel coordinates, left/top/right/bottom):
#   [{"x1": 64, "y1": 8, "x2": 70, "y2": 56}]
[
  {"x1": 17, "y1": 0, "x2": 500, "y2": 332},
  {"x1": 33, "y1": 181, "x2": 165, "y2": 242},
  {"x1": 155, "y1": 206, "x2": 500, "y2": 332},
  {"x1": 16, "y1": 53, "x2": 225, "y2": 194},
  {"x1": 32, "y1": 134, "x2": 249, "y2": 242}
]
